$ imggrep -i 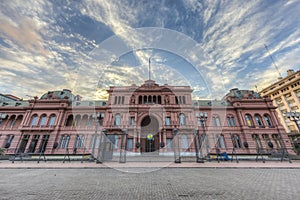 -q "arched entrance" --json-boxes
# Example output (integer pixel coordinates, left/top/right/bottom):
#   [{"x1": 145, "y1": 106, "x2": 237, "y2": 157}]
[{"x1": 140, "y1": 115, "x2": 160, "y2": 153}]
